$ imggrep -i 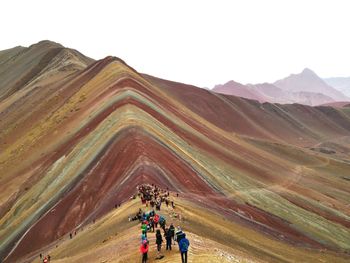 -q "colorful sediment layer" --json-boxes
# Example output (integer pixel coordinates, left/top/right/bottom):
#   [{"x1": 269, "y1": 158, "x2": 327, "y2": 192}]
[{"x1": 0, "y1": 41, "x2": 349, "y2": 262}]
